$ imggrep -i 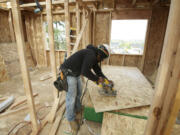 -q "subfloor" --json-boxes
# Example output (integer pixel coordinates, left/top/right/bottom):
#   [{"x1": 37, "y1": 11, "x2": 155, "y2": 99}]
[{"x1": 0, "y1": 67, "x2": 179, "y2": 135}]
